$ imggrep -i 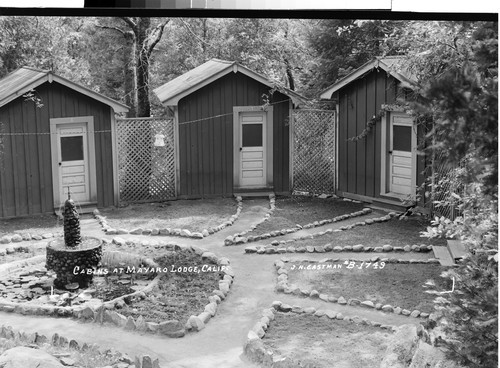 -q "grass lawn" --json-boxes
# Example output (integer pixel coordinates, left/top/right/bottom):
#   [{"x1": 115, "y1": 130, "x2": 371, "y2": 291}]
[
  {"x1": 262, "y1": 312, "x2": 393, "y2": 368},
  {"x1": 100, "y1": 198, "x2": 237, "y2": 232},
  {"x1": 285, "y1": 262, "x2": 452, "y2": 313},
  {"x1": 251, "y1": 196, "x2": 365, "y2": 235},
  {"x1": 291, "y1": 216, "x2": 447, "y2": 248}
]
